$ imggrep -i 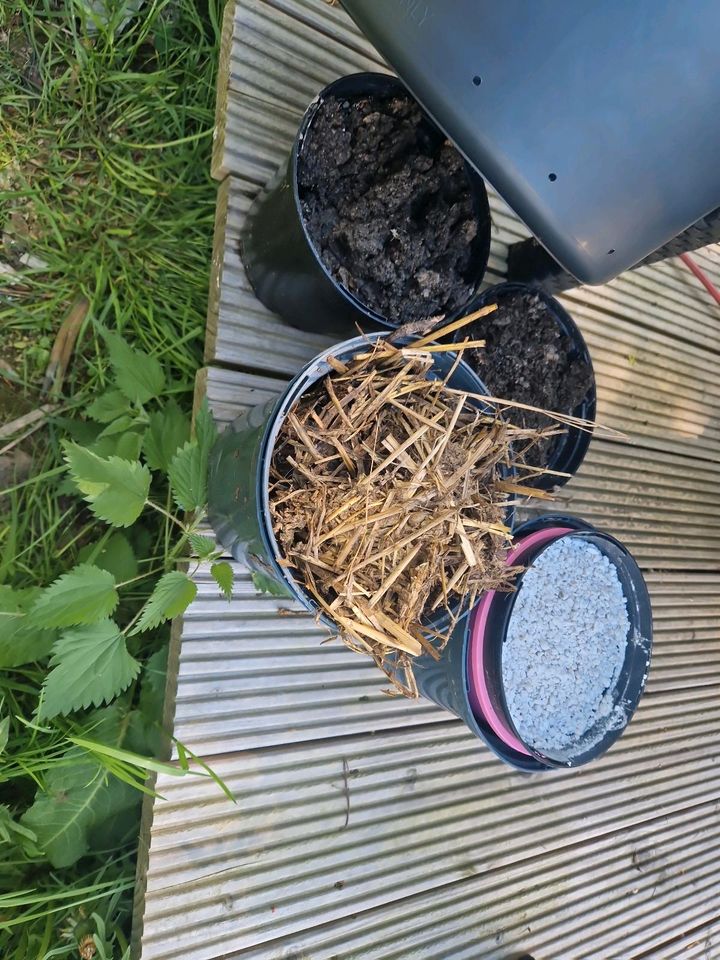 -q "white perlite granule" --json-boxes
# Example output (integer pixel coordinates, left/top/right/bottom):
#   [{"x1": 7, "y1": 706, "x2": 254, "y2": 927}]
[{"x1": 502, "y1": 537, "x2": 630, "y2": 754}]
